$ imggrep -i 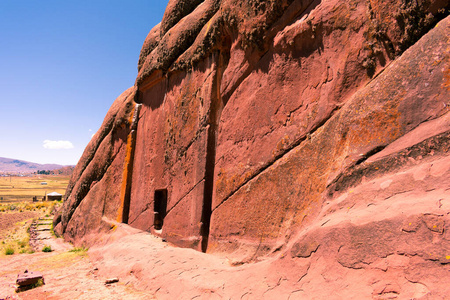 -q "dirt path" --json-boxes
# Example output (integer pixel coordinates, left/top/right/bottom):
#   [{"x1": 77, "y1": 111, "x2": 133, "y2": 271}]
[{"x1": 28, "y1": 217, "x2": 72, "y2": 252}]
